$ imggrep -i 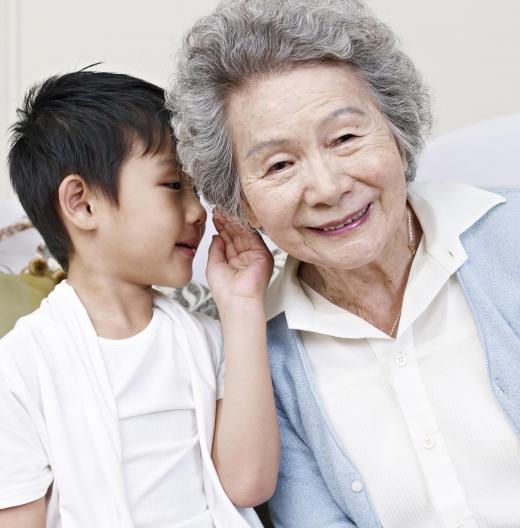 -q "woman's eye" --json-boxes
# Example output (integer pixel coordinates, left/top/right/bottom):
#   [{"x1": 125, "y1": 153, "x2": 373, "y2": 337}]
[
  {"x1": 163, "y1": 181, "x2": 182, "y2": 190},
  {"x1": 268, "y1": 160, "x2": 291, "y2": 173},
  {"x1": 335, "y1": 134, "x2": 354, "y2": 145}
]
